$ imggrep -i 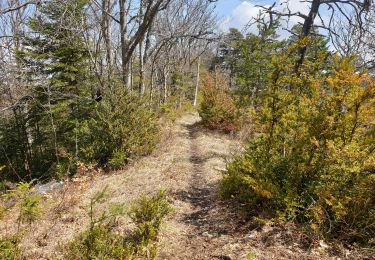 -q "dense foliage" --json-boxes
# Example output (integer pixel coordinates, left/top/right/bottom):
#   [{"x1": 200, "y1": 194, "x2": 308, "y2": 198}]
[
  {"x1": 0, "y1": 237, "x2": 21, "y2": 260},
  {"x1": 74, "y1": 89, "x2": 159, "y2": 170},
  {"x1": 199, "y1": 72, "x2": 239, "y2": 132},
  {"x1": 0, "y1": 0, "x2": 158, "y2": 182},
  {"x1": 220, "y1": 27, "x2": 375, "y2": 245}
]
